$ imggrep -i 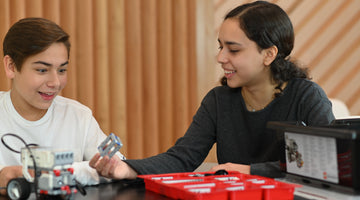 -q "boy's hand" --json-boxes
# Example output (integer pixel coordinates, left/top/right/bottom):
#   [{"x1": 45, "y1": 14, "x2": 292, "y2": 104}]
[{"x1": 0, "y1": 166, "x2": 24, "y2": 195}]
